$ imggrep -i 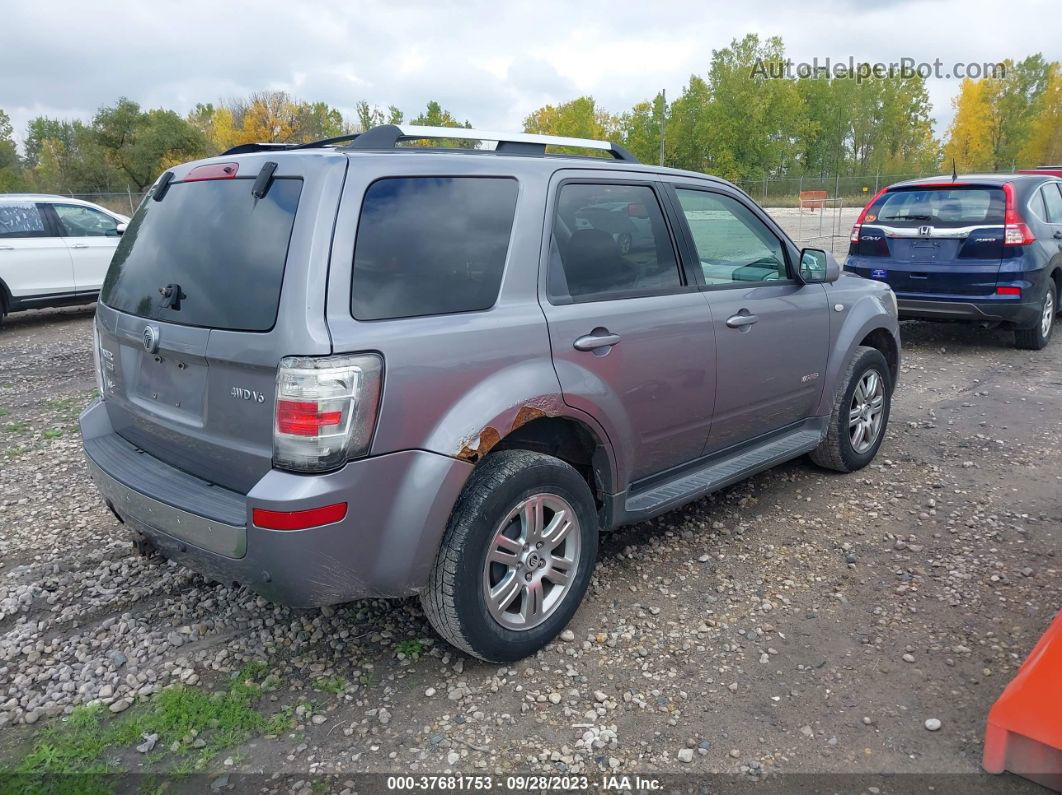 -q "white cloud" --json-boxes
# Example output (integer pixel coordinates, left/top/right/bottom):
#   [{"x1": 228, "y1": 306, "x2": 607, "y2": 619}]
[{"x1": 1, "y1": 0, "x2": 1058, "y2": 148}]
